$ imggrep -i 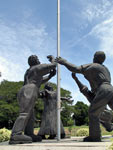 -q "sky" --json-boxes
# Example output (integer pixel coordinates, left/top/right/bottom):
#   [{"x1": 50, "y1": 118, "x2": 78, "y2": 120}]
[{"x1": 0, "y1": 0, "x2": 113, "y2": 105}]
